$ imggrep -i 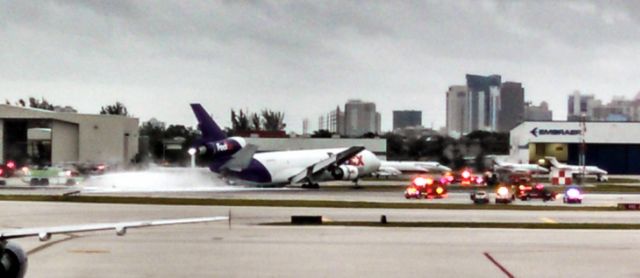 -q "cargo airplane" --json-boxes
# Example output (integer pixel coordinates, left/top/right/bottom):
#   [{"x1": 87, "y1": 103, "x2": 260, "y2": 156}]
[
  {"x1": 1, "y1": 216, "x2": 228, "y2": 278},
  {"x1": 190, "y1": 104, "x2": 381, "y2": 188},
  {"x1": 545, "y1": 156, "x2": 608, "y2": 182}
]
